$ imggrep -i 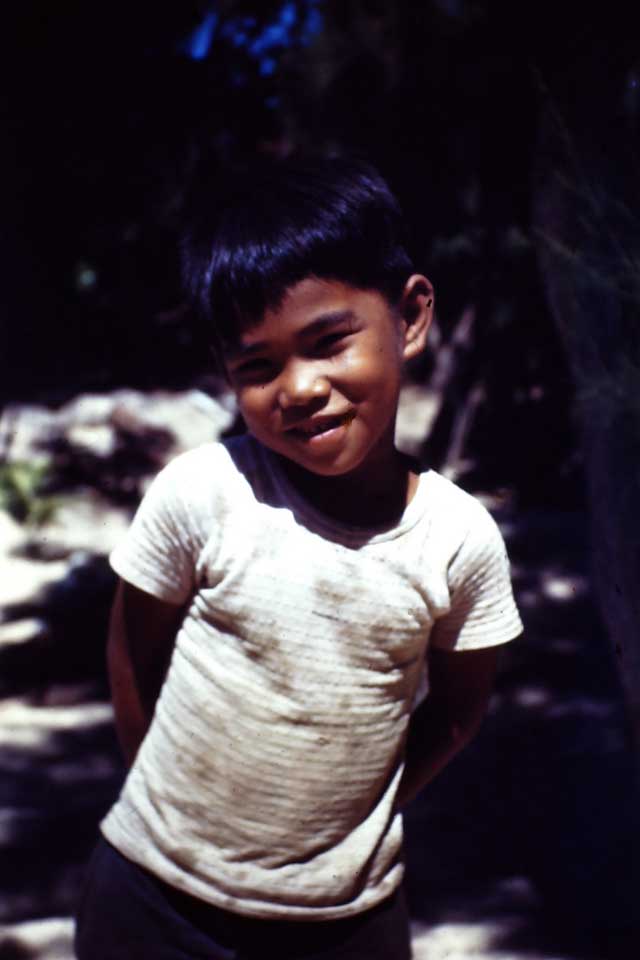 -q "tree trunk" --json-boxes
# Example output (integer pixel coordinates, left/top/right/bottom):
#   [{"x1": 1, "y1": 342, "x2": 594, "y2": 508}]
[{"x1": 533, "y1": 77, "x2": 640, "y2": 760}]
